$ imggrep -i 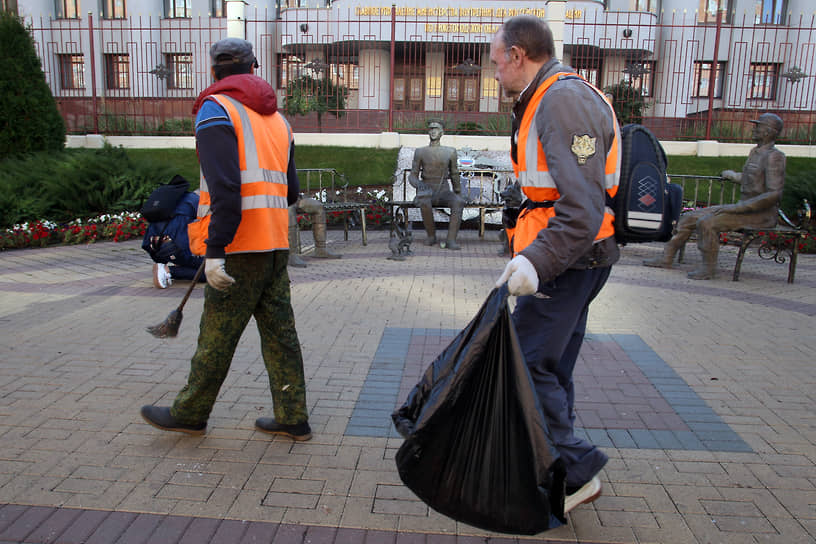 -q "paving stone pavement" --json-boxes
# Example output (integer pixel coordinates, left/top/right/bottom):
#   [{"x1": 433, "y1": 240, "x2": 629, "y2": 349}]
[{"x1": 0, "y1": 227, "x2": 814, "y2": 544}]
